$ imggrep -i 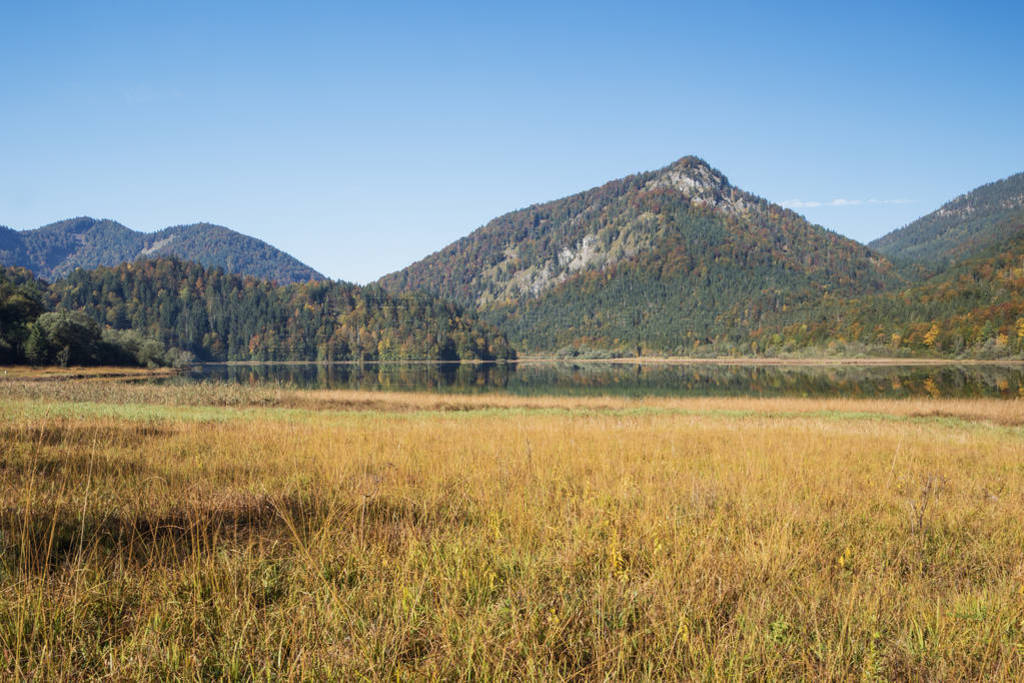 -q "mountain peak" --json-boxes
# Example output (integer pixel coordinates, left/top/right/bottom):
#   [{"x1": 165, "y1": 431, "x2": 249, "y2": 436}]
[
  {"x1": 379, "y1": 156, "x2": 895, "y2": 353},
  {"x1": 667, "y1": 155, "x2": 716, "y2": 173},
  {"x1": 0, "y1": 218, "x2": 325, "y2": 284},
  {"x1": 37, "y1": 216, "x2": 101, "y2": 234},
  {"x1": 653, "y1": 156, "x2": 728, "y2": 189},
  {"x1": 646, "y1": 156, "x2": 756, "y2": 215}
]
